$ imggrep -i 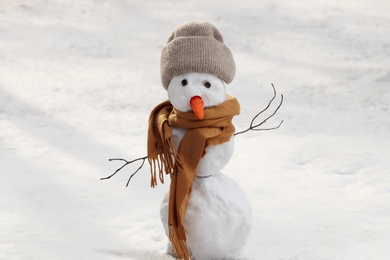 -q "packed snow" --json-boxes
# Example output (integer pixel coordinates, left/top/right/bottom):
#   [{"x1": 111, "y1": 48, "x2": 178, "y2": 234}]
[{"x1": 1, "y1": 0, "x2": 389, "y2": 259}]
